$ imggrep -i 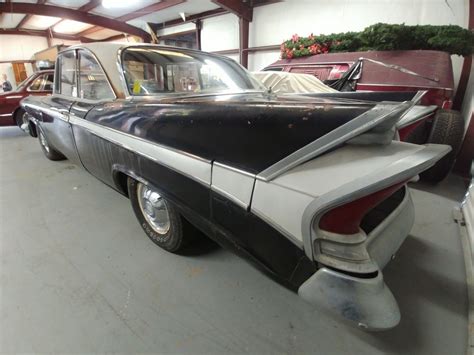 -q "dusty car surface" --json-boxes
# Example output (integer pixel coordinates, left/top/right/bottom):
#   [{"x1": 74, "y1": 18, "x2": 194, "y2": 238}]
[
  {"x1": 22, "y1": 43, "x2": 450, "y2": 331},
  {"x1": 0, "y1": 69, "x2": 54, "y2": 128}
]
